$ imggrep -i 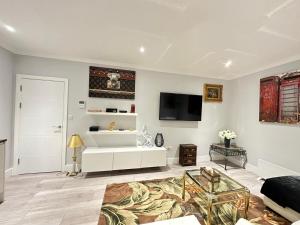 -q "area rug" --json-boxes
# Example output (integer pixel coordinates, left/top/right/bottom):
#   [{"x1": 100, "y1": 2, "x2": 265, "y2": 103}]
[{"x1": 98, "y1": 177, "x2": 291, "y2": 225}]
